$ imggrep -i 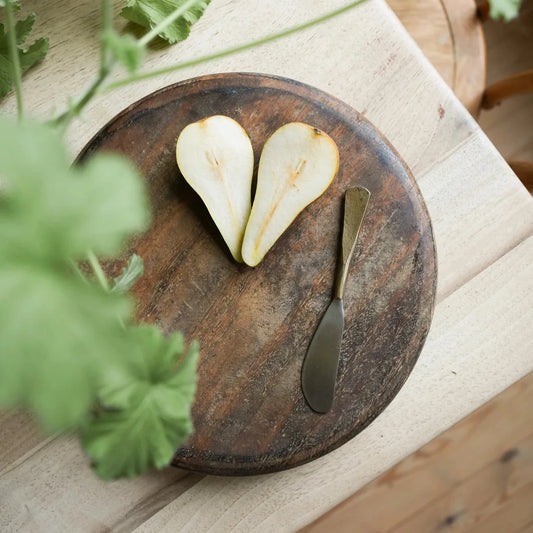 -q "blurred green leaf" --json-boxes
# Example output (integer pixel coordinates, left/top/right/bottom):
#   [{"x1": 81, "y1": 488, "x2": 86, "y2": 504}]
[
  {"x1": 0, "y1": 266, "x2": 131, "y2": 431},
  {"x1": 101, "y1": 30, "x2": 145, "y2": 72},
  {"x1": 0, "y1": 118, "x2": 150, "y2": 261},
  {"x1": 489, "y1": 0, "x2": 522, "y2": 21},
  {"x1": 0, "y1": 116, "x2": 151, "y2": 430},
  {"x1": 0, "y1": 1, "x2": 21, "y2": 9},
  {"x1": 82, "y1": 325, "x2": 199, "y2": 479}
]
